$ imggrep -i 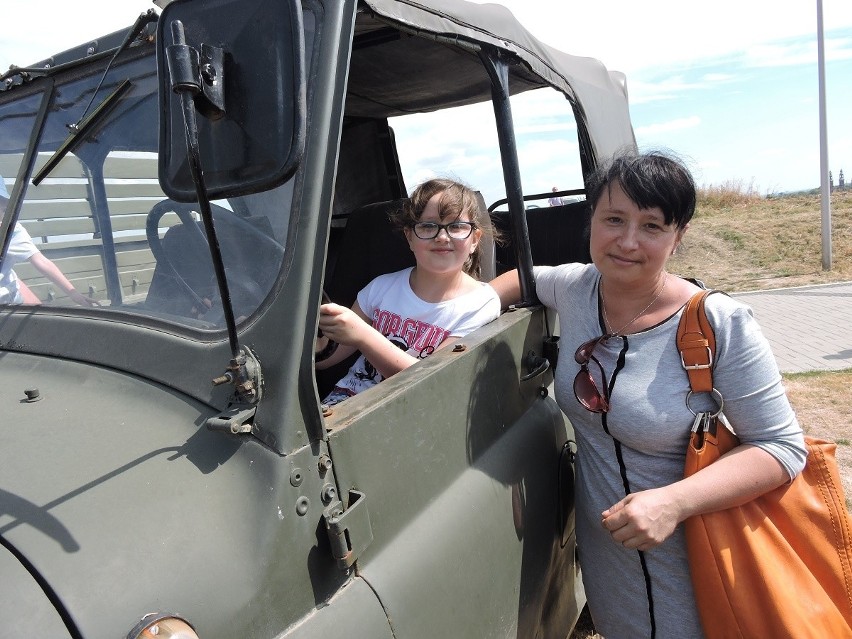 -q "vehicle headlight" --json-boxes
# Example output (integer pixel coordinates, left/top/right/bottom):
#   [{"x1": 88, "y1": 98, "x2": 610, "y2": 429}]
[{"x1": 127, "y1": 613, "x2": 199, "y2": 639}]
